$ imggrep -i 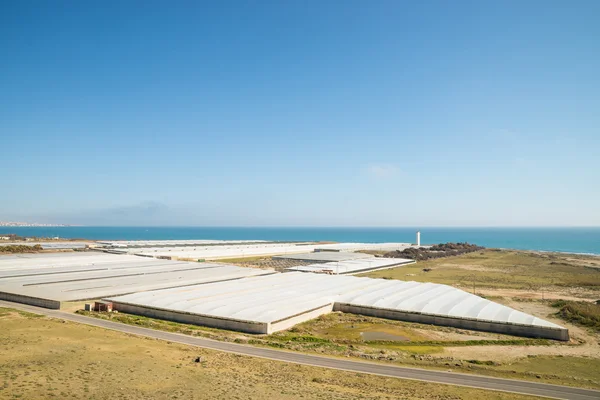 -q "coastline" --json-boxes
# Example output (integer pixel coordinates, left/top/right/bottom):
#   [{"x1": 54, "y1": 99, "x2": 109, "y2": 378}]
[{"x1": 1, "y1": 226, "x2": 599, "y2": 256}]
